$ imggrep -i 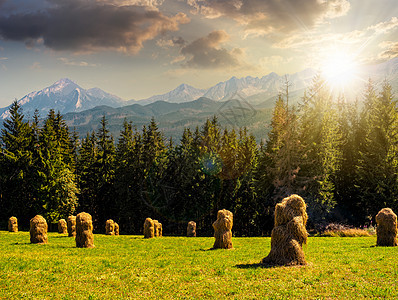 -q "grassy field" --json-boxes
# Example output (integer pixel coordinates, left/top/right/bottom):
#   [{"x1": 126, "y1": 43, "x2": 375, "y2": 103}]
[{"x1": 0, "y1": 231, "x2": 397, "y2": 299}]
